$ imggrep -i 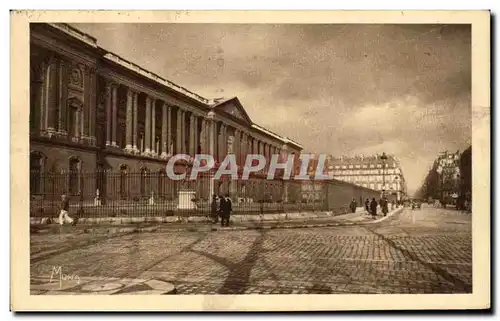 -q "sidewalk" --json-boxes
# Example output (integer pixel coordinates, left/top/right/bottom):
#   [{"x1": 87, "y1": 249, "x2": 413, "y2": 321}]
[
  {"x1": 31, "y1": 206, "x2": 403, "y2": 236},
  {"x1": 31, "y1": 206, "x2": 385, "y2": 226}
]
